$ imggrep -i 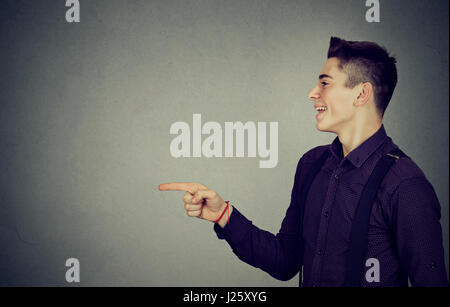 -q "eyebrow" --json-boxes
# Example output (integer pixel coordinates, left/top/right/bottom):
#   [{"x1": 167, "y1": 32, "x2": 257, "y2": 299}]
[{"x1": 319, "y1": 74, "x2": 333, "y2": 79}]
